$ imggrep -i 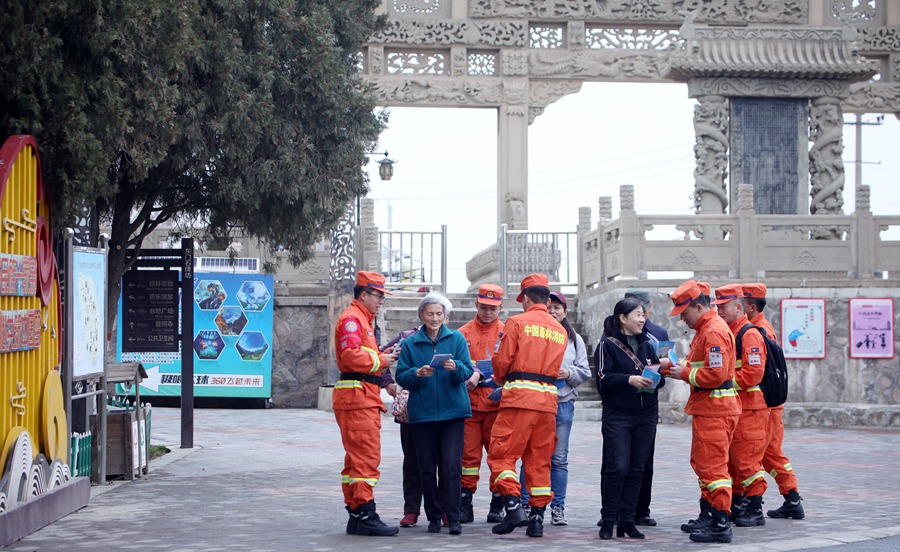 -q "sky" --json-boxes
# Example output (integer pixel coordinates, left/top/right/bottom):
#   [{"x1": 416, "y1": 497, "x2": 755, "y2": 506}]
[{"x1": 364, "y1": 82, "x2": 900, "y2": 293}]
